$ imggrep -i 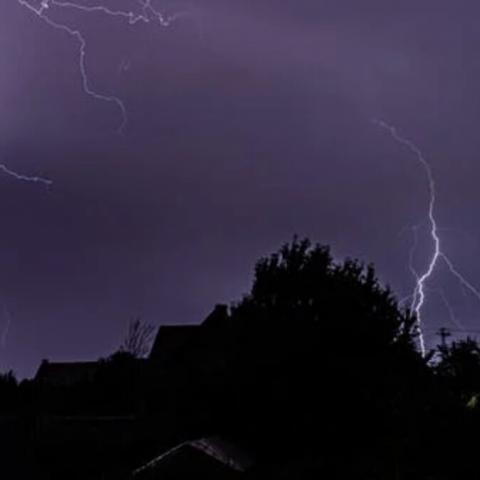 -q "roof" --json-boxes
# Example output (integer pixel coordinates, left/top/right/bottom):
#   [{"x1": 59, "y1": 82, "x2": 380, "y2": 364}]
[
  {"x1": 148, "y1": 306, "x2": 229, "y2": 361},
  {"x1": 133, "y1": 437, "x2": 253, "y2": 479},
  {"x1": 34, "y1": 361, "x2": 99, "y2": 387},
  {"x1": 149, "y1": 325, "x2": 201, "y2": 361},
  {"x1": 189, "y1": 437, "x2": 253, "y2": 471}
]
